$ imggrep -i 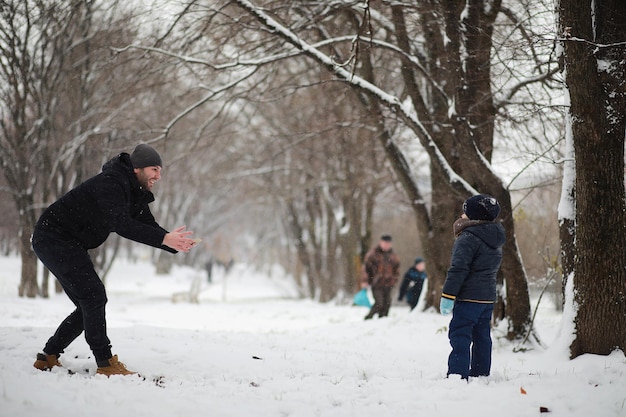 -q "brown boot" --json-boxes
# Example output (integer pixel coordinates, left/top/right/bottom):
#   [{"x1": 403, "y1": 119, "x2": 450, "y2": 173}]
[
  {"x1": 33, "y1": 353, "x2": 62, "y2": 371},
  {"x1": 96, "y1": 355, "x2": 136, "y2": 377}
]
